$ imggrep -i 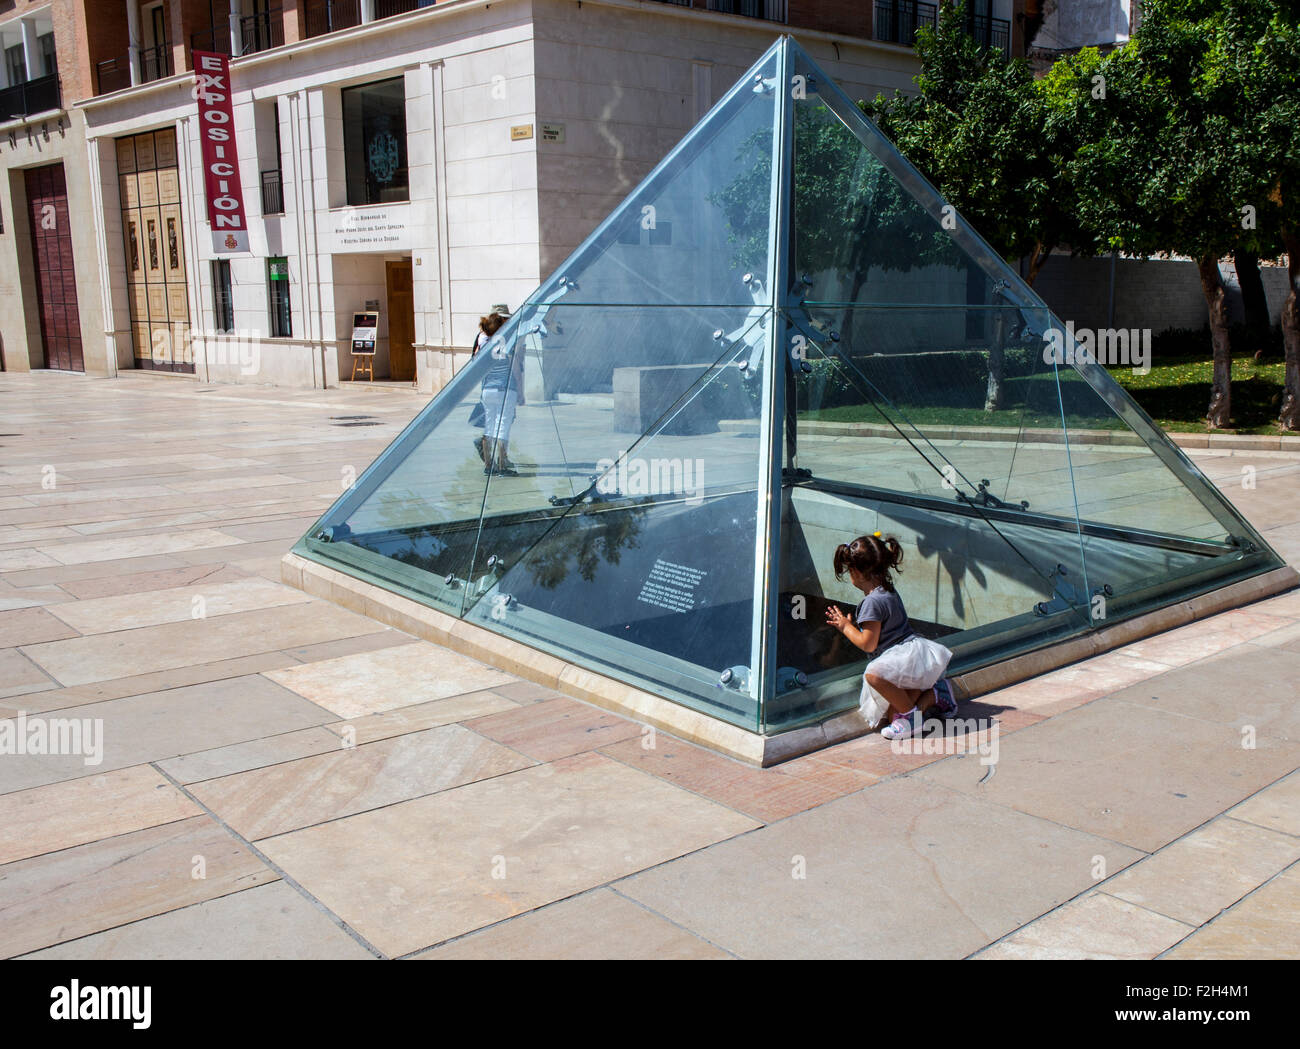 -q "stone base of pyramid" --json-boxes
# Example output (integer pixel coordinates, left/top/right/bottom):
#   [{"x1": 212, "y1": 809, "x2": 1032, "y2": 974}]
[{"x1": 281, "y1": 551, "x2": 1298, "y2": 767}]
